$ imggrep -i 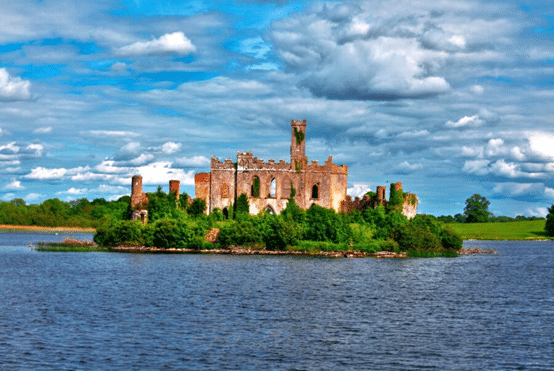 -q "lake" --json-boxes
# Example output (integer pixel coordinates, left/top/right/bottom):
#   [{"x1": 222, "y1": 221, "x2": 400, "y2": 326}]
[{"x1": 1, "y1": 233, "x2": 553, "y2": 370}]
